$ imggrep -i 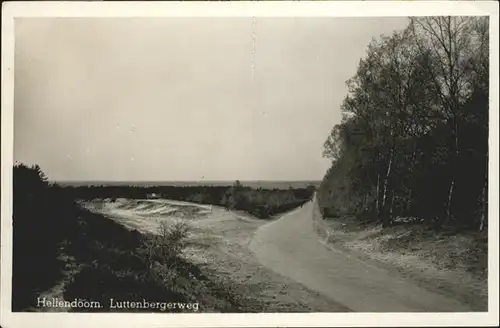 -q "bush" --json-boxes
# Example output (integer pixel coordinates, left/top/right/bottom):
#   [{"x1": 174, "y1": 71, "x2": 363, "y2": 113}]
[{"x1": 141, "y1": 220, "x2": 191, "y2": 268}]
